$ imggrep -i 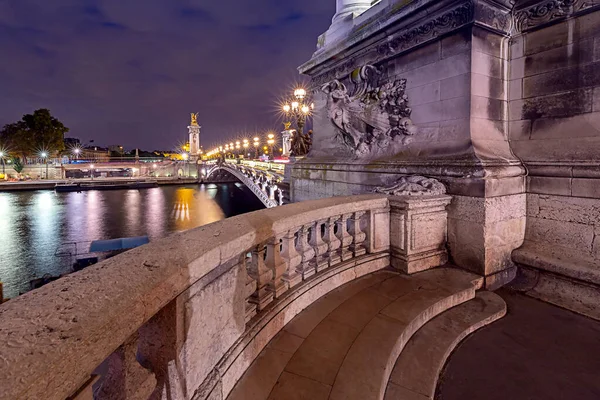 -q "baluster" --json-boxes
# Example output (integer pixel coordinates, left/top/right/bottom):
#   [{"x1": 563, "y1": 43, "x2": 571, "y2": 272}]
[
  {"x1": 349, "y1": 211, "x2": 367, "y2": 257},
  {"x1": 95, "y1": 332, "x2": 157, "y2": 400},
  {"x1": 240, "y1": 253, "x2": 257, "y2": 323},
  {"x1": 266, "y1": 237, "x2": 287, "y2": 298},
  {"x1": 324, "y1": 216, "x2": 341, "y2": 266},
  {"x1": 248, "y1": 244, "x2": 274, "y2": 311},
  {"x1": 281, "y1": 228, "x2": 302, "y2": 288},
  {"x1": 296, "y1": 224, "x2": 316, "y2": 279},
  {"x1": 309, "y1": 219, "x2": 329, "y2": 272},
  {"x1": 336, "y1": 213, "x2": 353, "y2": 261}
]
